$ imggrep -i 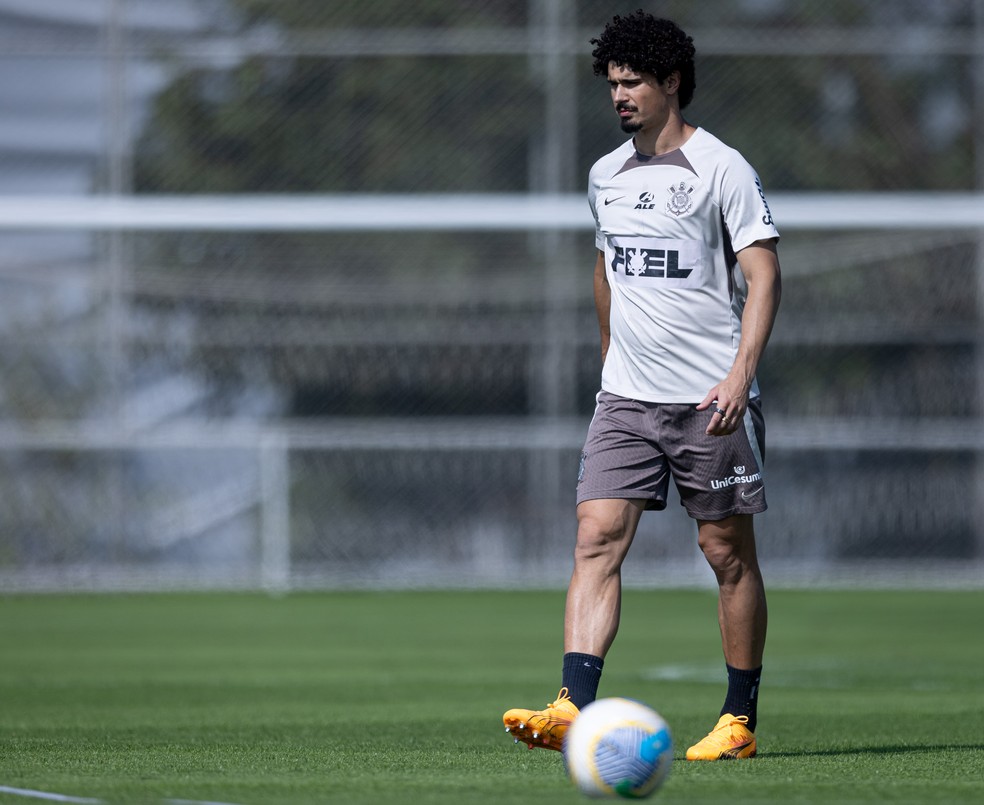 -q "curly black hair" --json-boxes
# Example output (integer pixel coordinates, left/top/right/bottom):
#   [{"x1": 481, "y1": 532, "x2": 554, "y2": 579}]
[{"x1": 590, "y1": 10, "x2": 696, "y2": 109}]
